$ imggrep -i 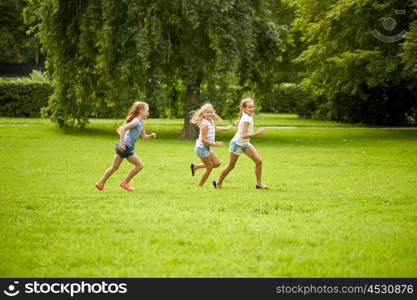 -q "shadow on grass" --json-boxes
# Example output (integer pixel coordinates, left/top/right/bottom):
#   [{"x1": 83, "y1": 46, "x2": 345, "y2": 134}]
[
  {"x1": 4, "y1": 117, "x2": 416, "y2": 146},
  {"x1": 58, "y1": 125, "x2": 417, "y2": 151},
  {"x1": 58, "y1": 125, "x2": 185, "y2": 141},
  {"x1": 263, "y1": 130, "x2": 417, "y2": 147}
]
